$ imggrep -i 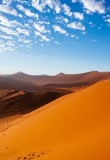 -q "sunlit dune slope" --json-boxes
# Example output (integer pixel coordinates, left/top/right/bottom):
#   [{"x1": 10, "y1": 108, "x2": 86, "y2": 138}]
[{"x1": 0, "y1": 80, "x2": 110, "y2": 160}]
